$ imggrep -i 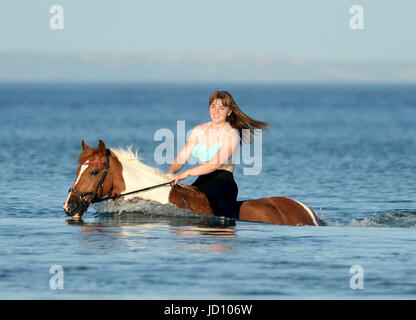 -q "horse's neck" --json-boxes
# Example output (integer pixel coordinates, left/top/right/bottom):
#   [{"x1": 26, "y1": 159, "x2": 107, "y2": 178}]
[{"x1": 118, "y1": 157, "x2": 172, "y2": 204}]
